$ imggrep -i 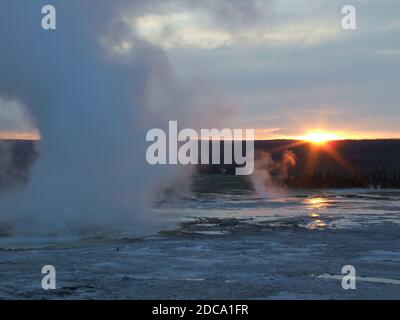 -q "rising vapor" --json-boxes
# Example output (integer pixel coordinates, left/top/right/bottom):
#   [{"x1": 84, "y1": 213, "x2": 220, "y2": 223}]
[{"x1": 0, "y1": 0, "x2": 228, "y2": 235}]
